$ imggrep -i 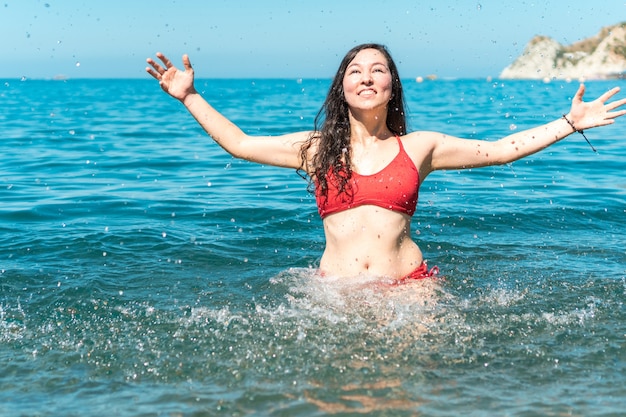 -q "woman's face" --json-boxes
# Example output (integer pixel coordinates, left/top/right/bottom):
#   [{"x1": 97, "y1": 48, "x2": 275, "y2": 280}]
[{"x1": 342, "y1": 48, "x2": 393, "y2": 112}]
